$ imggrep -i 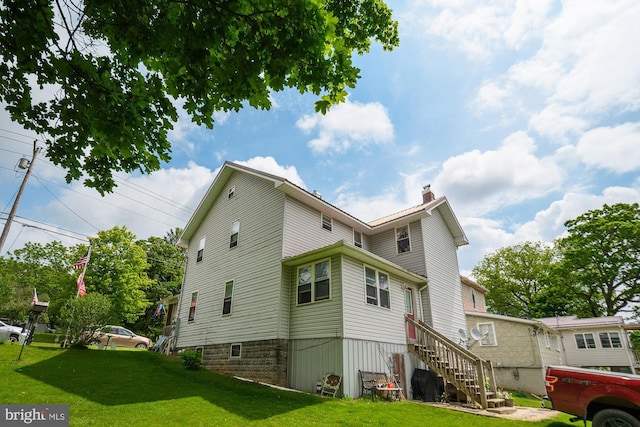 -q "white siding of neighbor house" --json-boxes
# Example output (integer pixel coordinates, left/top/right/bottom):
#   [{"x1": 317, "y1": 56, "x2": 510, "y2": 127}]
[
  {"x1": 369, "y1": 220, "x2": 426, "y2": 276},
  {"x1": 289, "y1": 254, "x2": 343, "y2": 339},
  {"x1": 282, "y1": 197, "x2": 356, "y2": 257},
  {"x1": 560, "y1": 326, "x2": 635, "y2": 370},
  {"x1": 177, "y1": 171, "x2": 286, "y2": 347},
  {"x1": 421, "y1": 209, "x2": 466, "y2": 342},
  {"x1": 341, "y1": 255, "x2": 414, "y2": 344}
]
